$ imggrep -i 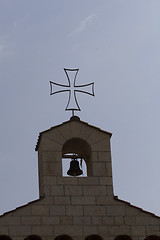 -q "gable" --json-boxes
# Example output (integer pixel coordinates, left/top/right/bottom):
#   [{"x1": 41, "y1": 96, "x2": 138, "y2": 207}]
[{"x1": 35, "y1": 117, "x2": 112, "y2": 151}]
